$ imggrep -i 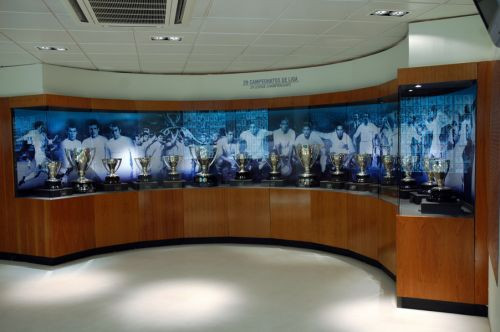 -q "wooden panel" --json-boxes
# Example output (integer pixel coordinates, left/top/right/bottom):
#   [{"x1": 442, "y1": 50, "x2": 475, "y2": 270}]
[
  {"x1": 13, "y1": 199, "x2": 49, "y2": 256},
  {"x1": 398, "y1": 63, "x2": 477, "y2": 85},
  {"x1": 46, "y1": 94, "x2": 91, "y2": 108},
  {"x1": 377, "y1": 200, "x2": 397, "y2": 274},
  {"x1": 7, "y1": 95, "x2": 46, "y2": 108},
  {"x1": 46, "y1": 196, "x2": 95, "y2": 257},
  {"x1": 313, "y1": 191, "x2": 348, "y2": 249},
  {"x1": 396, "y1": 215, "x2": 475, "y2": 303},
  {"x1": 347, "y1": 194, "x2": 379, "y2": 260},
  {"x1": 270, "y1": 189, "x2": 316, "y2": 242},
  {"x1": 94, "y1": 192, "x2": 140, "y2": 247},
  {"x1": 183, "y1": 188, "x2": 228, "y2": 237},
  {"x1": 227, "y1": 188, "x2": 270, "y2": 238},
  {"x1": 138, "y1": 189, "x2": 184, "y2": 240}
]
